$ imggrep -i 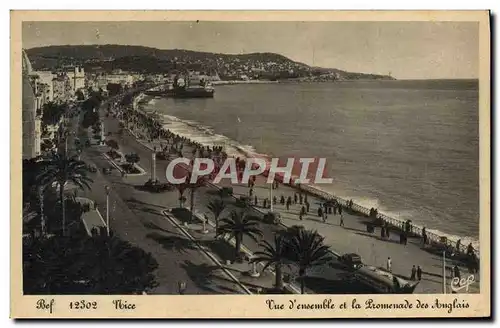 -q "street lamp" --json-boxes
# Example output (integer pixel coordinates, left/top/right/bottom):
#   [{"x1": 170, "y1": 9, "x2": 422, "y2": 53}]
[{"x1": 104, "y1": 185, "x2": 110, "y2": 236}]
